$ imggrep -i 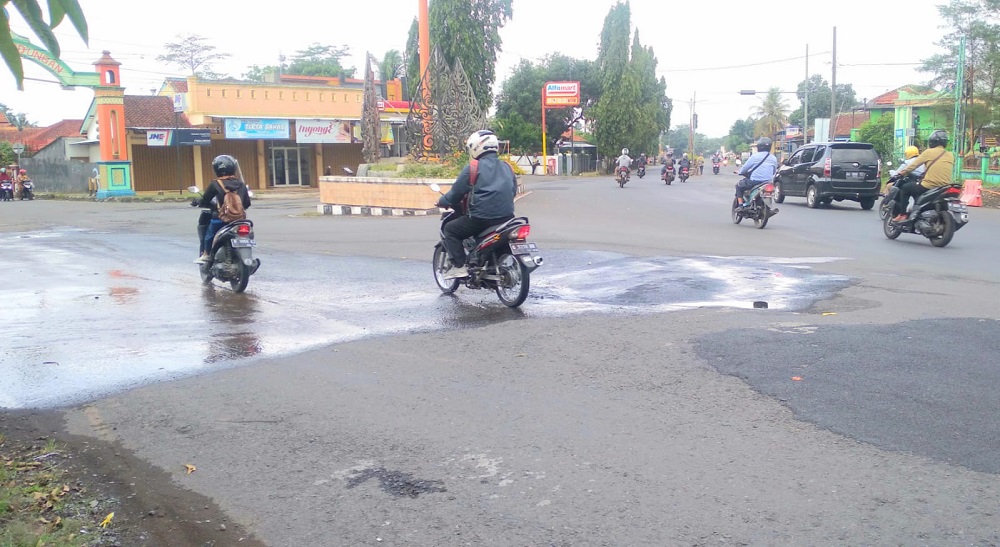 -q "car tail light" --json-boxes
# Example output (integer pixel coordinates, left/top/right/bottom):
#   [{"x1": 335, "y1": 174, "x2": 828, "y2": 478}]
[
  {"x1": 823, "y1": 158, "x2": 832, "y2": 178},
  {"x1": 237, "y1": 224, "x2": 251, "y2": 236},
  {"x1": 511, "y1": 225, "x2": 531, "y2": 240}
]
